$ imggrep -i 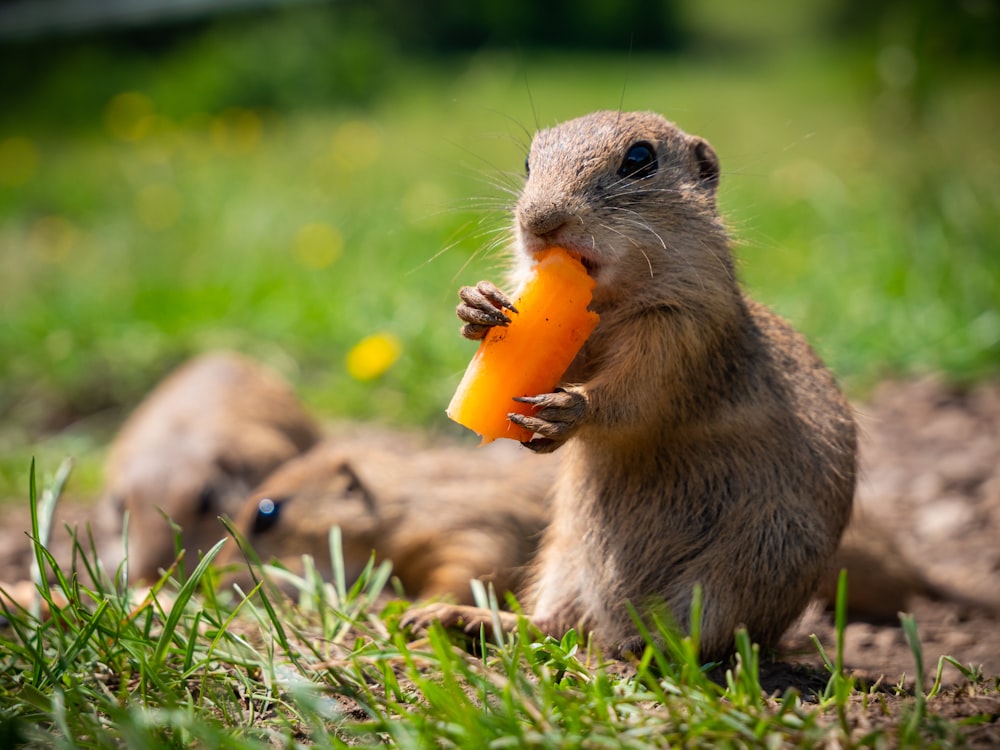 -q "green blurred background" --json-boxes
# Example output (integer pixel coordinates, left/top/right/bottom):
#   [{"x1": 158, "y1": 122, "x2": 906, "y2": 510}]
[{"x1": 1, "y1": 0, "x2": 998, "y2": 499}]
